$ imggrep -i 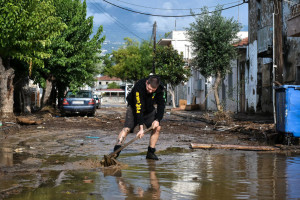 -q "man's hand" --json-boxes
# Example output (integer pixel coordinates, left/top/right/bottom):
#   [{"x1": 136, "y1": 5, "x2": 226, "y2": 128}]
[
  {"x1": 151, "y1": 120, "x2": 159, "y2": 129},
  {"x1": 136, "y1": 125, "x2": 144, "y2": 139}
]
